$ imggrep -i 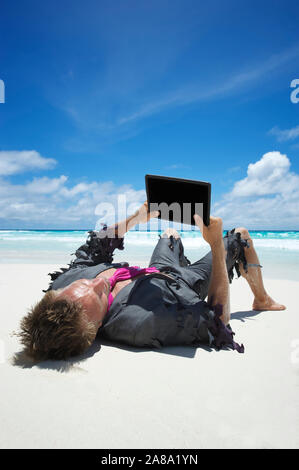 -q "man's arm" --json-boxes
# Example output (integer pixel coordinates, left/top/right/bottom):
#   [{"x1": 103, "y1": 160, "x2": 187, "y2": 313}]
[
  {"x1": 194, "y1": 215, "x2": 230, "y2": 324},
  {"x1": 103, "y1": 202, "x2": 159, "y2": 239}
]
